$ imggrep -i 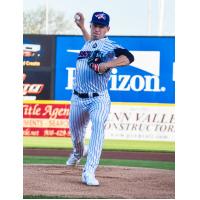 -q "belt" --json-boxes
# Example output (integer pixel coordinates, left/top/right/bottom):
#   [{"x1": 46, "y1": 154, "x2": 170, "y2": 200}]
[{"x1": 73, "y1": 90, "x2": 99, "y2": 98}]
